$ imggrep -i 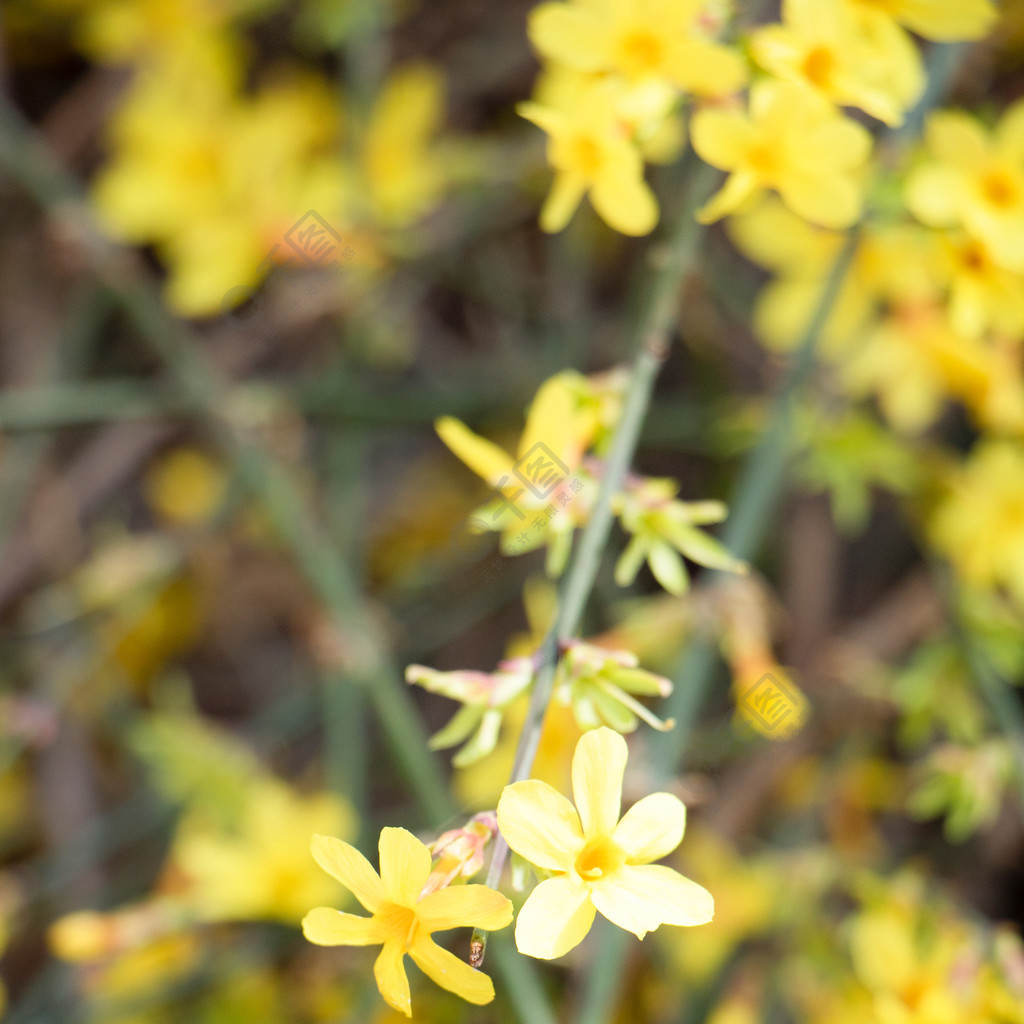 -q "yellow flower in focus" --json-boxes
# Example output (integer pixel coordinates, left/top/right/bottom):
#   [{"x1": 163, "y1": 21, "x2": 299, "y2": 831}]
[
  {"x1": 751, "y1": 0, "x2": 922, "y2": 126},
  {"x1": 528, "y1": 0, "x2": 746, "y2": 97},
  {"x1": 173, "y1": 777, "x2": 354, "y2": 924},
  {"x1": 519, "y1": 81, "x2": 658, "y2": 235},
  {"x1": 497, "y1": 727, "x2": 713, "y2": 959},
  {"x1": 929, "y1": 441, "x2": 1024, "y2": 609},
  {"x1": 843, "y1": 0, "x2": 997, "y2": 43},
  {"x1": 906, "y1": 103, "x2": 1024, "y2": 271},
  {"x1": 692, "y1": 81, "x2": 872, "y2": 228},
  {"x1": 302, "y1": 829, "x2": 512, "y2": 1017}
]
